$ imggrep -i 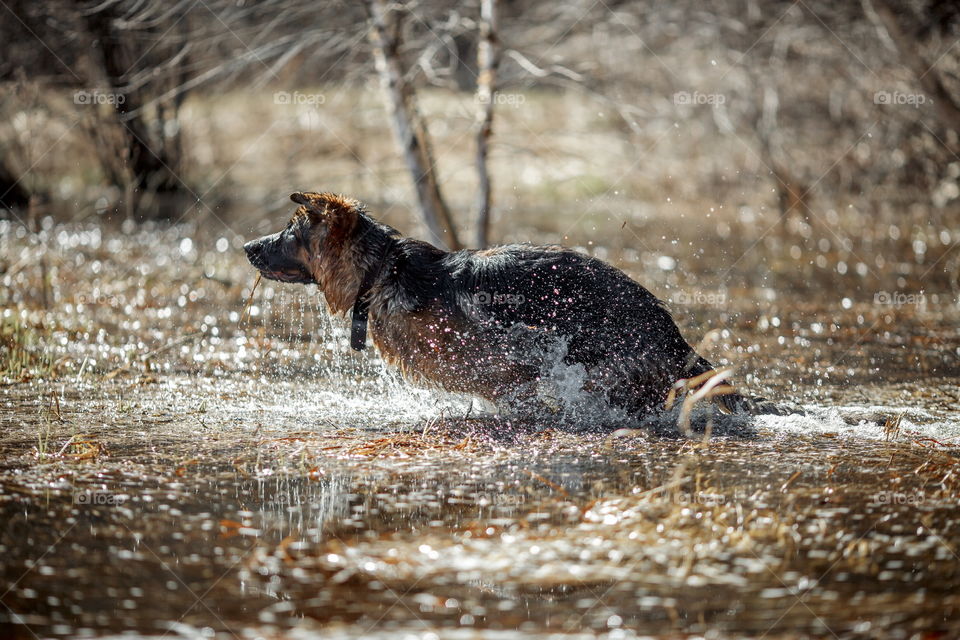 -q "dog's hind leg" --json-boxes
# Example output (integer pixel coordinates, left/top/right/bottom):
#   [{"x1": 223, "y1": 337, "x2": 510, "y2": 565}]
[{"x1": 683, "y1": 354, "x2": 800, "y2": 416}]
